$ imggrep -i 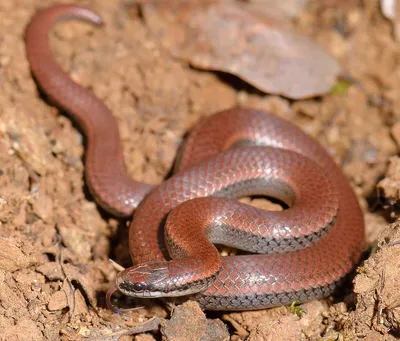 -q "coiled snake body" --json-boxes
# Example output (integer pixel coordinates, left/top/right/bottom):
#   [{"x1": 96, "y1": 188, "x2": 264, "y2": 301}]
[{"x1": 25, "y1": 4, "x2": 365, "y2": 311}]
